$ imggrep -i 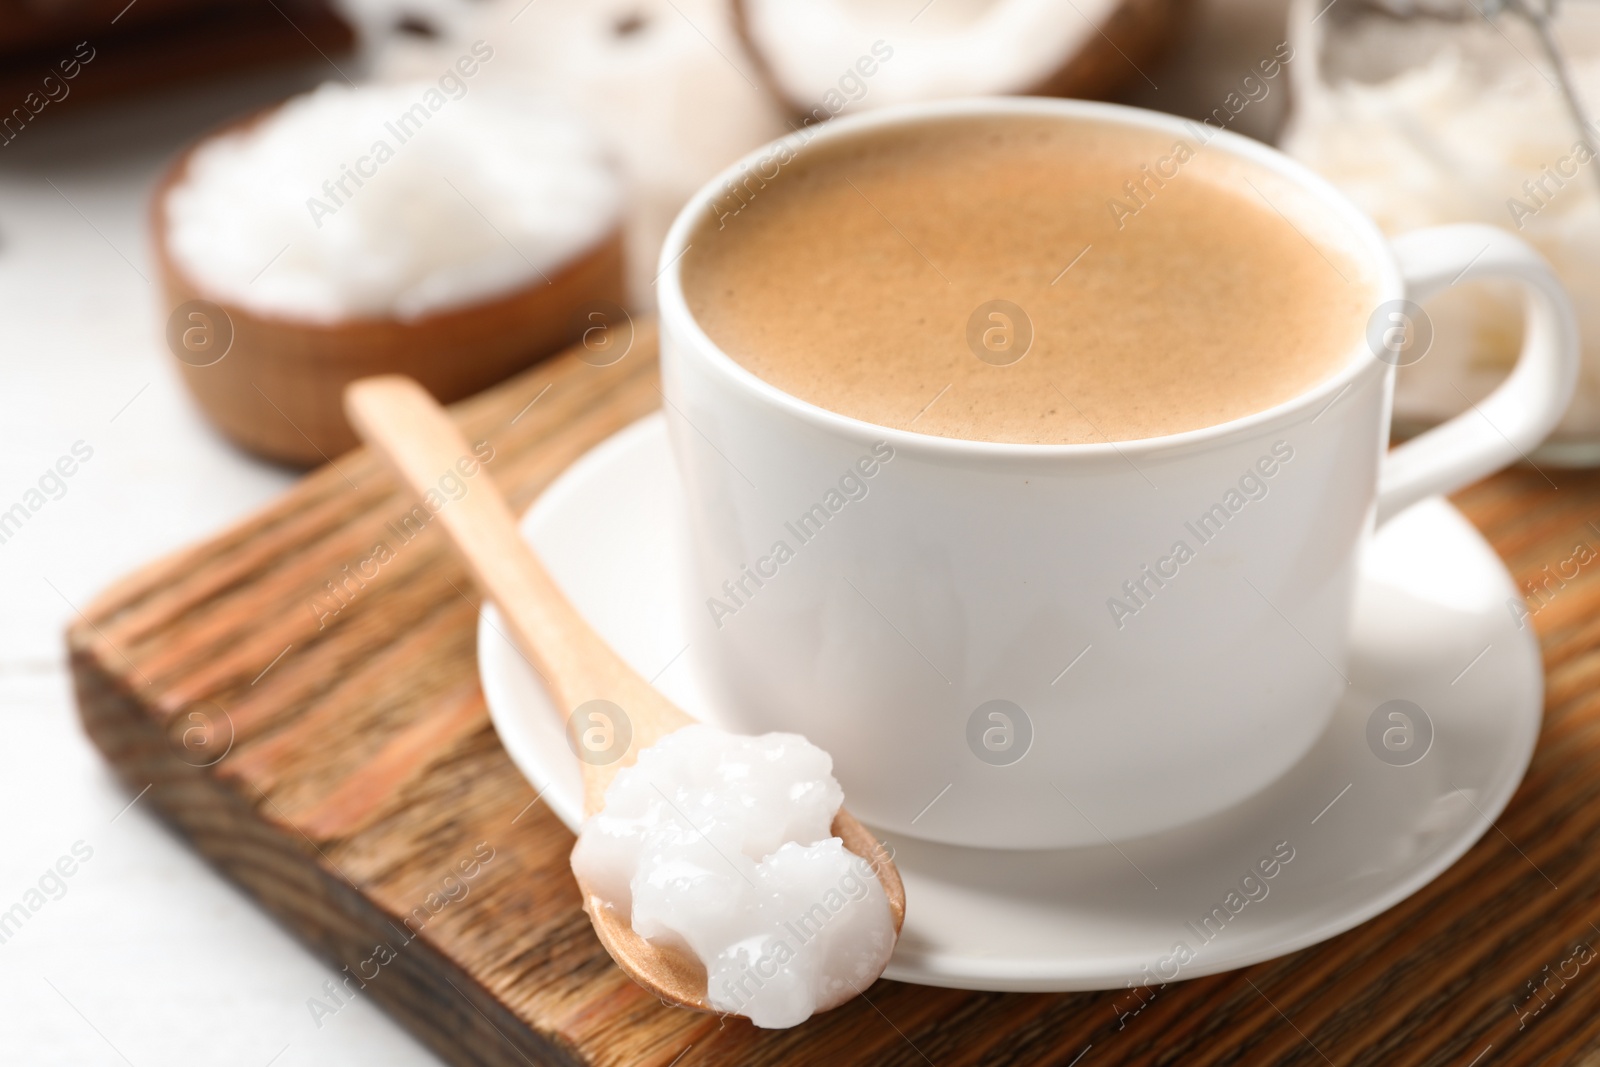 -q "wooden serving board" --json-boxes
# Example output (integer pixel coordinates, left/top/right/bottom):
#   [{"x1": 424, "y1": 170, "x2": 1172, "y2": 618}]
[{"x1": 69, "y1": 326, "x2": 1600, "y2": 1066}]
